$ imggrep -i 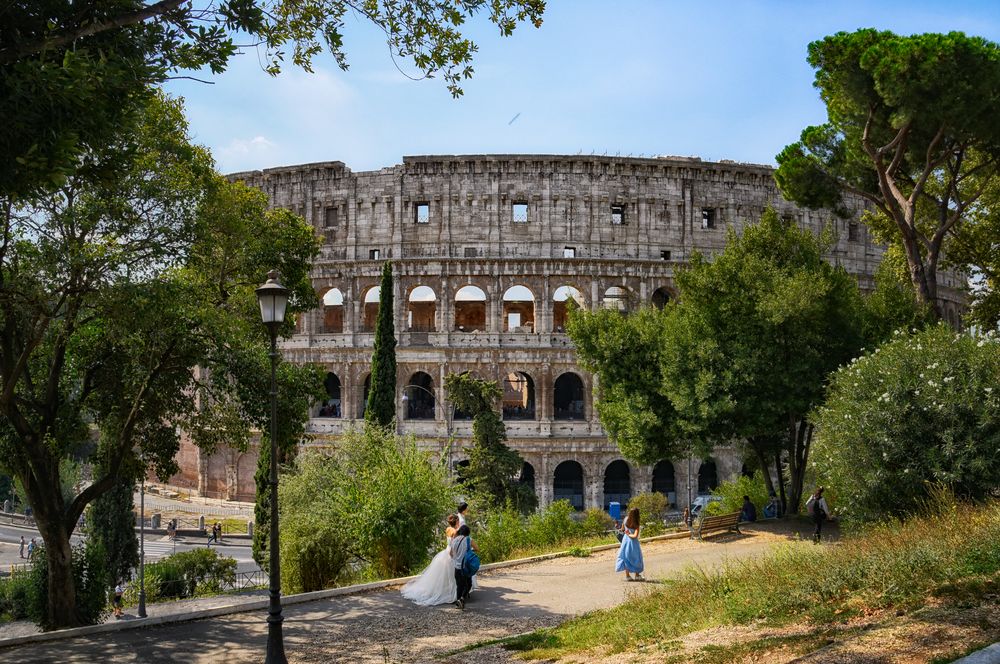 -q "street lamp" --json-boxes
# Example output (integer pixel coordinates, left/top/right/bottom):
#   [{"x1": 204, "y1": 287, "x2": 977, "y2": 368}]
[{"x1": 256, "y1": 270, "x2": 289, "y2": 664}]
